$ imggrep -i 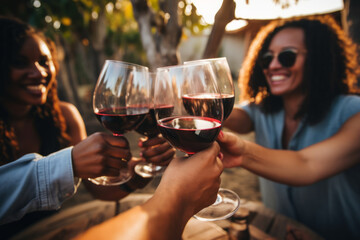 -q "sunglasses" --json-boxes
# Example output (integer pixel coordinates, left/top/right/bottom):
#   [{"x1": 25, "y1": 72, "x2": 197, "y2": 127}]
[{"x1": 259, "y1": 48, "x2": 302, "y2": 69}]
